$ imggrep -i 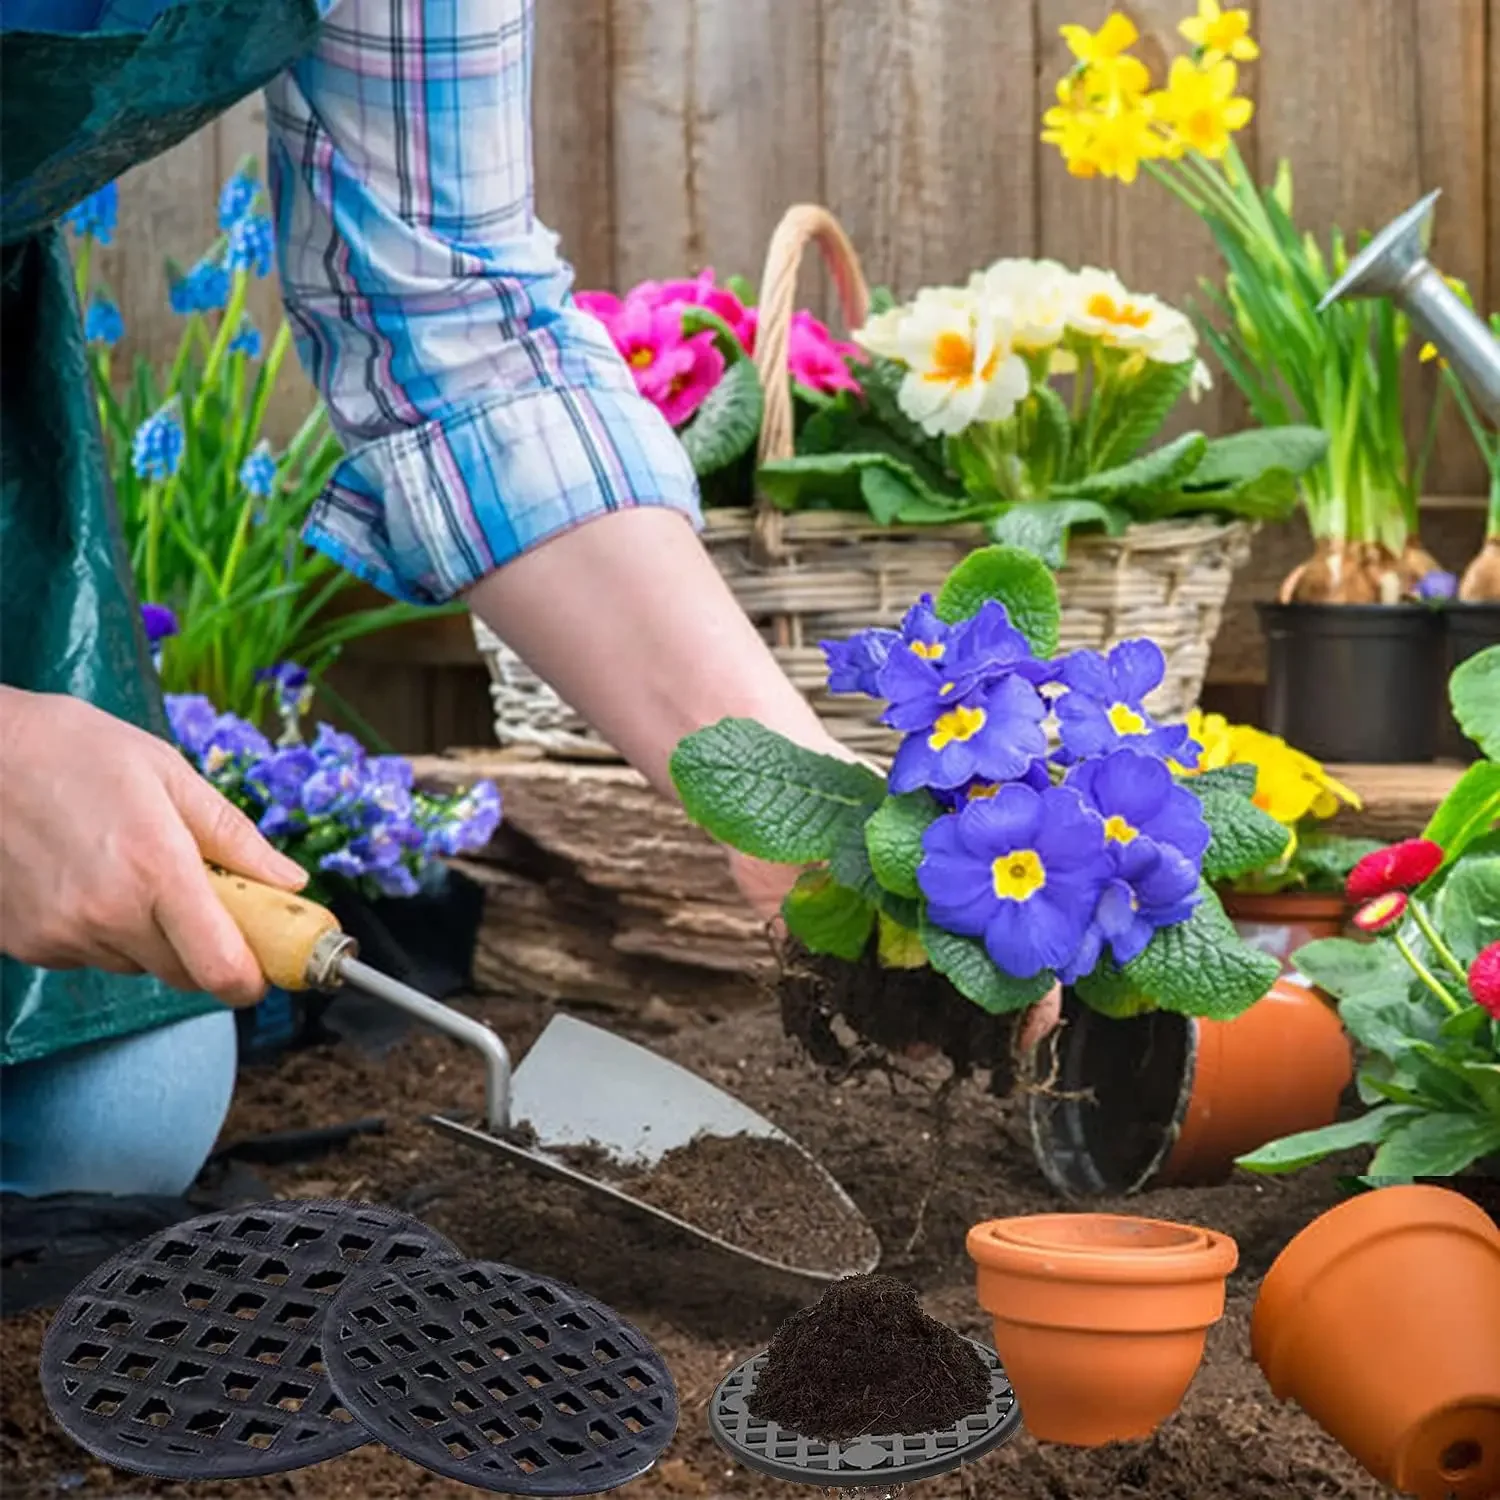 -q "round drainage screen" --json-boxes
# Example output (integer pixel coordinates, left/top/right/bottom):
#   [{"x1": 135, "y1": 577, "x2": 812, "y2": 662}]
[
  {"x1": 322, "y1": 1257, "x2": 678, "y2": 1494},
  {"x1": 39, "y1": 1199, "x2": 457, "y2": 1480},
  {"x1": 708, "y1": 1340, "x2": 1021, "y2": 1487}
]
